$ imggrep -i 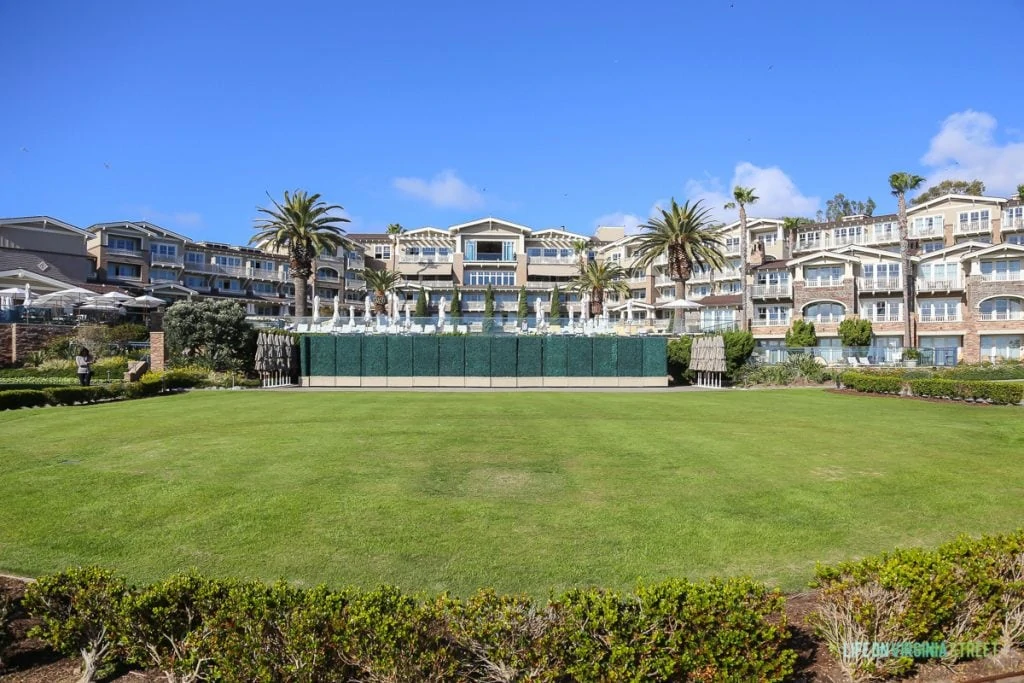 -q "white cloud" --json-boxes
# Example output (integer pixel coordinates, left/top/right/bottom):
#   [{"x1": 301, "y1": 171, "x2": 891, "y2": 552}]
[
  {"x1": 684, "y1": 163, "x2": 820, "y2": 223},
  {"x1": 129, "y1": 206, "x2": 203, "y2": 229},
  {"x1": 921, "y1": 110, "x2": 1024, "y2": 195},
  {"x1": 594, "y1": 211, "x2": 645, "y2": 234},
  {"x1": 393, "y1": 170, "x2": 485, "y2": 210}
]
